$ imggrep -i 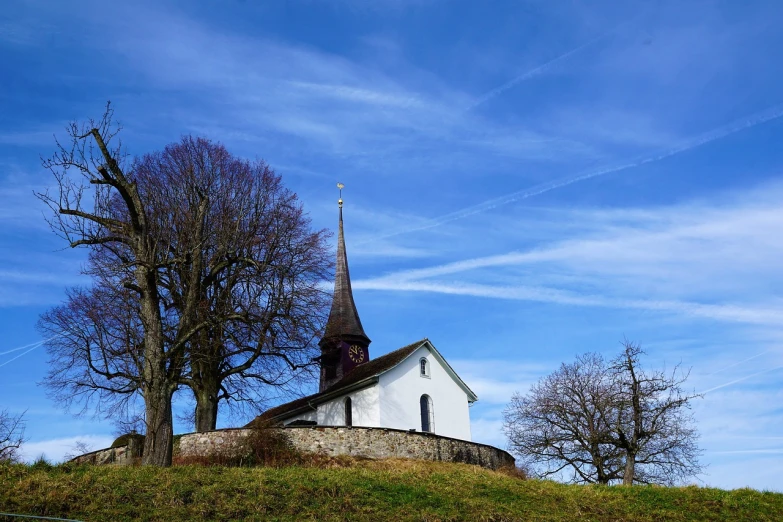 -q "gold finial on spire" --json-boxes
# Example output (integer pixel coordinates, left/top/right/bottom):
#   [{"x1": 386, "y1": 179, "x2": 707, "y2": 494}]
[{"x1": 337, "y1": 182, "x2": 344, "y2": 208}]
